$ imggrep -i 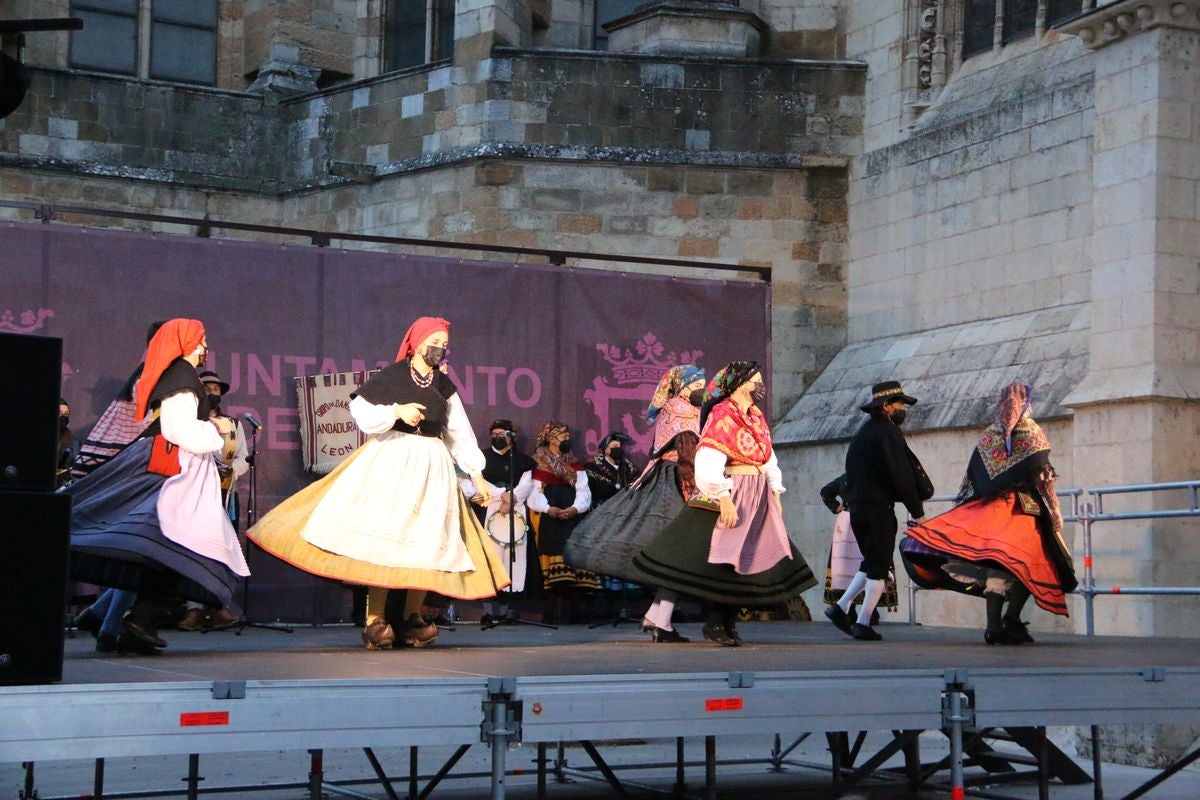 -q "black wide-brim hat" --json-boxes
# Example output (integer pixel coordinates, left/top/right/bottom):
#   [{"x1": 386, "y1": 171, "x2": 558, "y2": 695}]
[
  {"x1": 198, "y1": 370, "x2": 230, "y2": 395},
  {"x1": 860, "y1": 380, "x2": 918, "y2": 412}
]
